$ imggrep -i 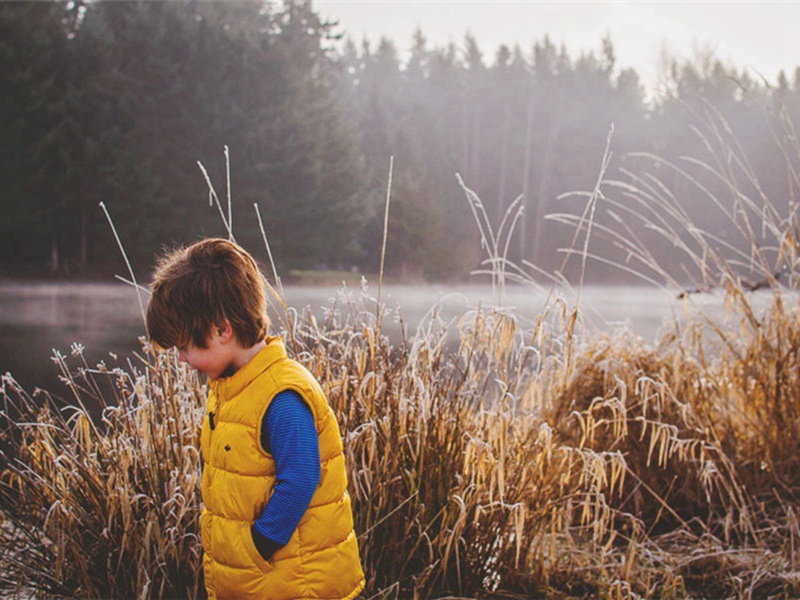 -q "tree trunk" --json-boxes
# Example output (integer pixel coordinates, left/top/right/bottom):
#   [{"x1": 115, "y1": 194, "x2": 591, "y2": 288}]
[
  {"x1": 532, "y1": 99, "x2": 562, "y2": 264},
  {"x1": 50, "y1": 235, "x2": 59, "y2": 275},
  {"x1": 519, "y1": 80, "x2": 535, "y2": 259},
  {"x1": 80, "y1": 198, "x2": 90, "y2": 269},
  {"x1": 496, "y1": 103, "x2": 511, "y2": 225}
]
